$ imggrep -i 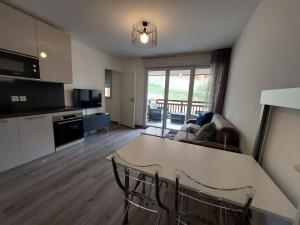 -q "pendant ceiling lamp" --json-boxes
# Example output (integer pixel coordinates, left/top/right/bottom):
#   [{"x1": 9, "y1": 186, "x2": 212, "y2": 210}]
[{"x1": 131, "y1": 21, "x2": 157, "y2": 48}]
